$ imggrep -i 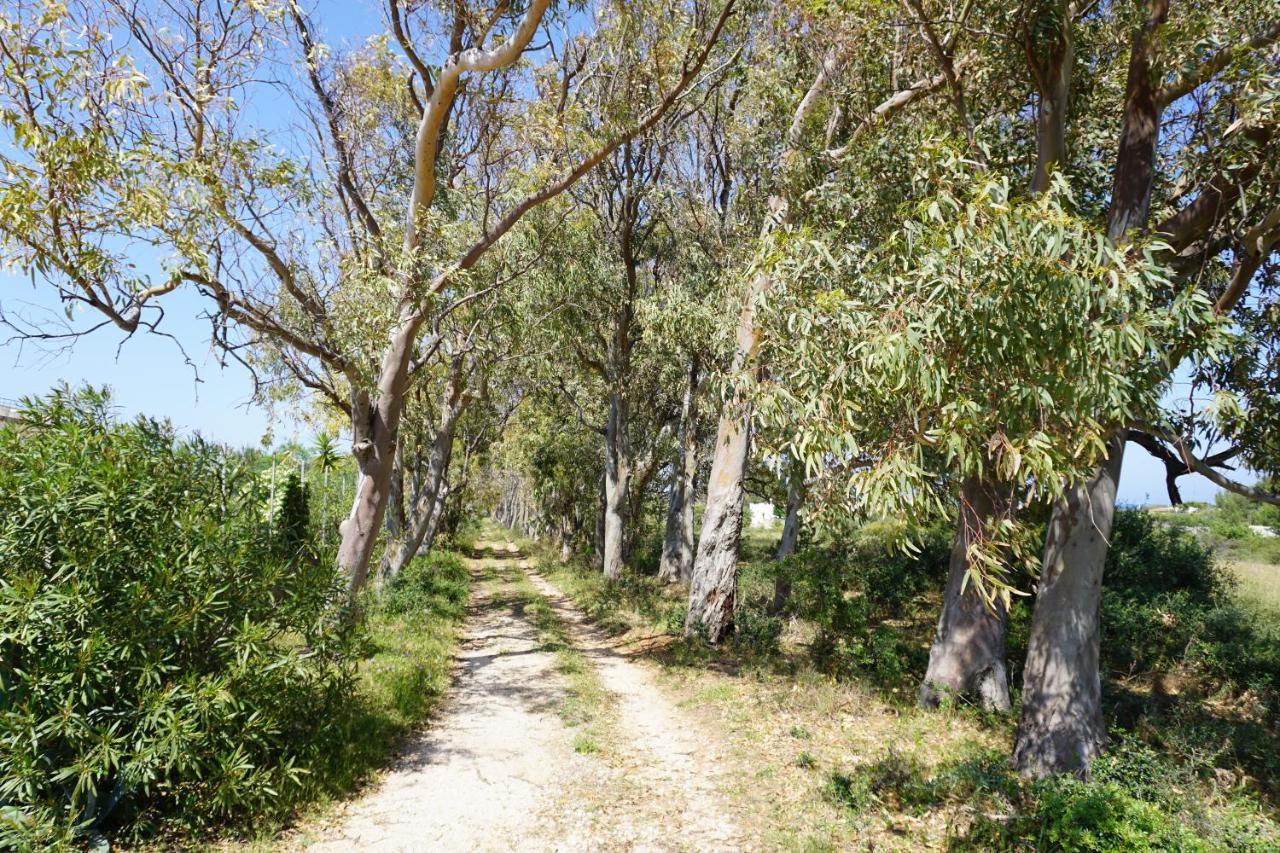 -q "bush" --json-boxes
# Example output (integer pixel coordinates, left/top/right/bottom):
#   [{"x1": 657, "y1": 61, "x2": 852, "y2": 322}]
[
  {"x1": 1020, "y1": 777, "x2": 1202, "y2": 852},
  {"x1": 1101, "y1": 510, "x2": 1280, "y2": 693},
  {"x1": 380, "y1": 550, "x2": 469, "y2": 621},
  {"x1": 780, "y1": 519, "x2": 948, "y2": 687},
  {"x1": 730, "y1": 607, "x2": 784, "y2": 657},
  {"x1": 0, "y1": 388, "x2": 357, "y2": 847}
]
